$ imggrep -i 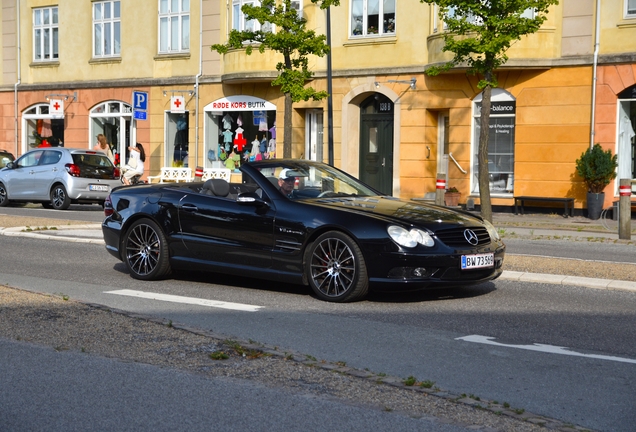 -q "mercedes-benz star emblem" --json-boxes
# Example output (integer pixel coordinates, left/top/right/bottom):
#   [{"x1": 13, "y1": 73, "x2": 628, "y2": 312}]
[{"x1": 463, "y1": 229, "x2": 479, "y2": 245}]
